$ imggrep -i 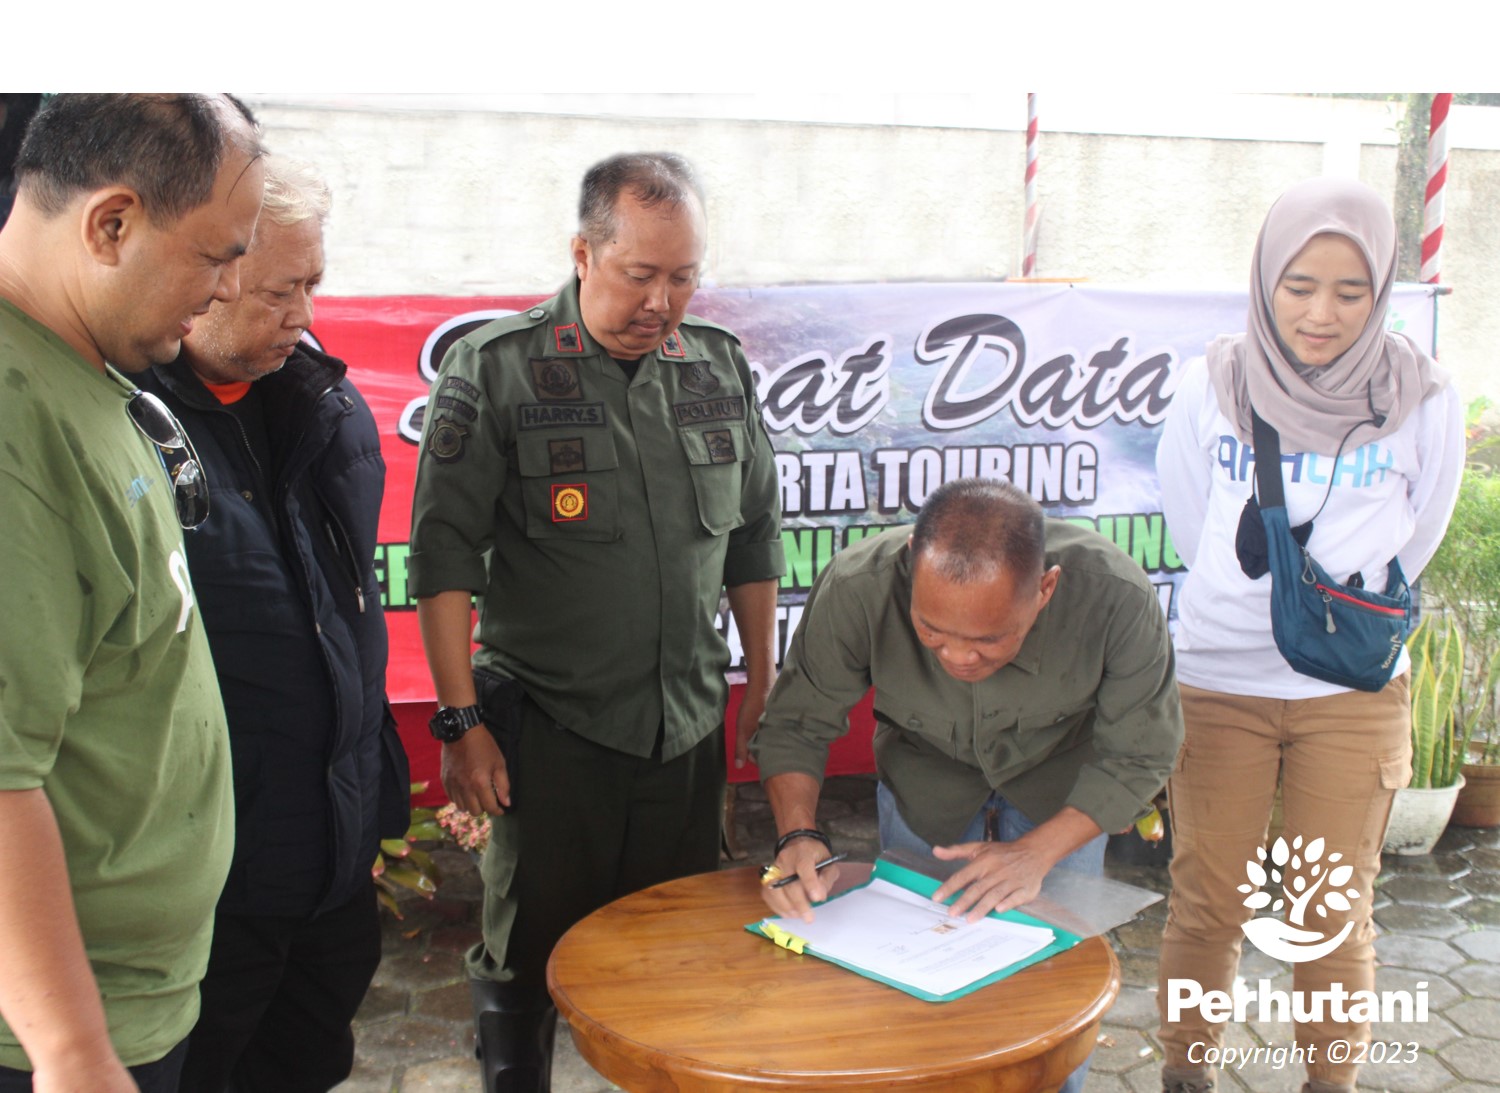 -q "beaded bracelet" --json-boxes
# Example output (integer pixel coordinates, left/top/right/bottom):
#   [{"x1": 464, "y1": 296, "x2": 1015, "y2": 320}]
[{"x1": 775, "y1": 828, "x2": 832, "y2": 856}]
